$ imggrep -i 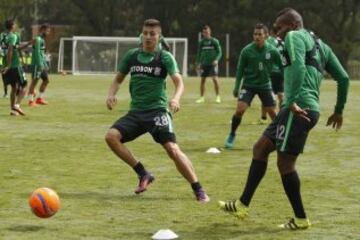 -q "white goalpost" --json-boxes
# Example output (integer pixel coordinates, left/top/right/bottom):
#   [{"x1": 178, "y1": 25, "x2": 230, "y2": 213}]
[{"x1": 58, "y1": 36, "x2": 188, "y2": 77}]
